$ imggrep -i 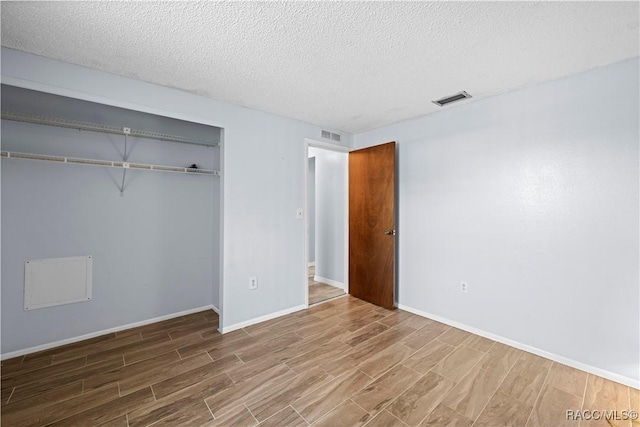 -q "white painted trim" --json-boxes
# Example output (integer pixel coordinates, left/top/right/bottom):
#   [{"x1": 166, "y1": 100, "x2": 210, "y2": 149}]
[
  {"x1": 304, "y1": 138, "x2": 351, "y2": 153},
  {"x1": 397, "y1": 304, "x2": 640, "y2": 390},
  {"x1": 344, "y1": 149, "x2": 350, "y2": 296},
  {"x1": 314, "y1": 275, "x2": 345, "y2": 290},
  {"x1": 220, "y1": 304, "x2": 307, "y2": 334},
  {"x1": 303, "y1": 142, "x2": 310, "y2": 309},
  {"x1": 211, "y1": 305, "x2": 220, "y2": 314},
  {"x1": 218, "y1": 127, "x2": 225, "y2": 332},
  {"x1": 308, "y1": 262, "x2": 316, "y2": 267},
  {"x1": 1, "y1": 305, "x2": 217, "y2": 360}
]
